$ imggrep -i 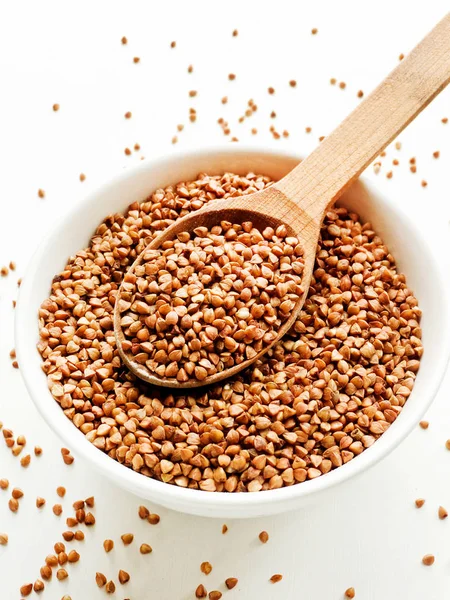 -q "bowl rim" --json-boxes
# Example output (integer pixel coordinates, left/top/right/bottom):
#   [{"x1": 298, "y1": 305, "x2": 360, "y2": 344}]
[{"x1": 15, "y1": 143, "x2": 450, "y2": 512}]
